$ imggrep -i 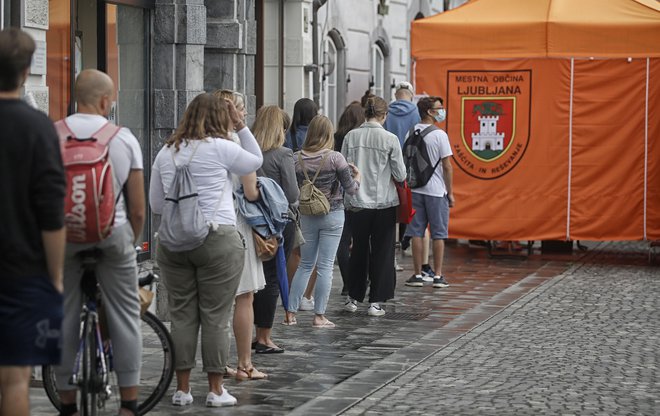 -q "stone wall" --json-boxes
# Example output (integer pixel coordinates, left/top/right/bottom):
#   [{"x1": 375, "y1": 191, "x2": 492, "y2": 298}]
[{"x1": 205, "y1": 0, "x2": 257, "y2": 119}]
